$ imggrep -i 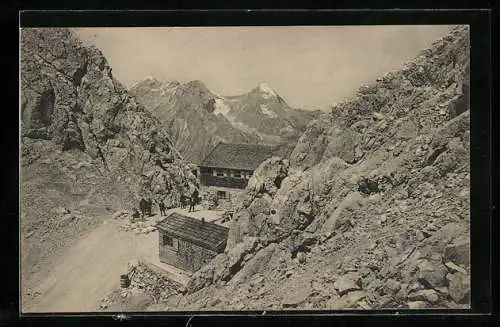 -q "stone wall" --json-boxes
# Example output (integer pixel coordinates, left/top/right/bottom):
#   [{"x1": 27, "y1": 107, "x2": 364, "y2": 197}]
[{"x1": 127, "y1": 260, "x2": 184, "y2": 303}]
